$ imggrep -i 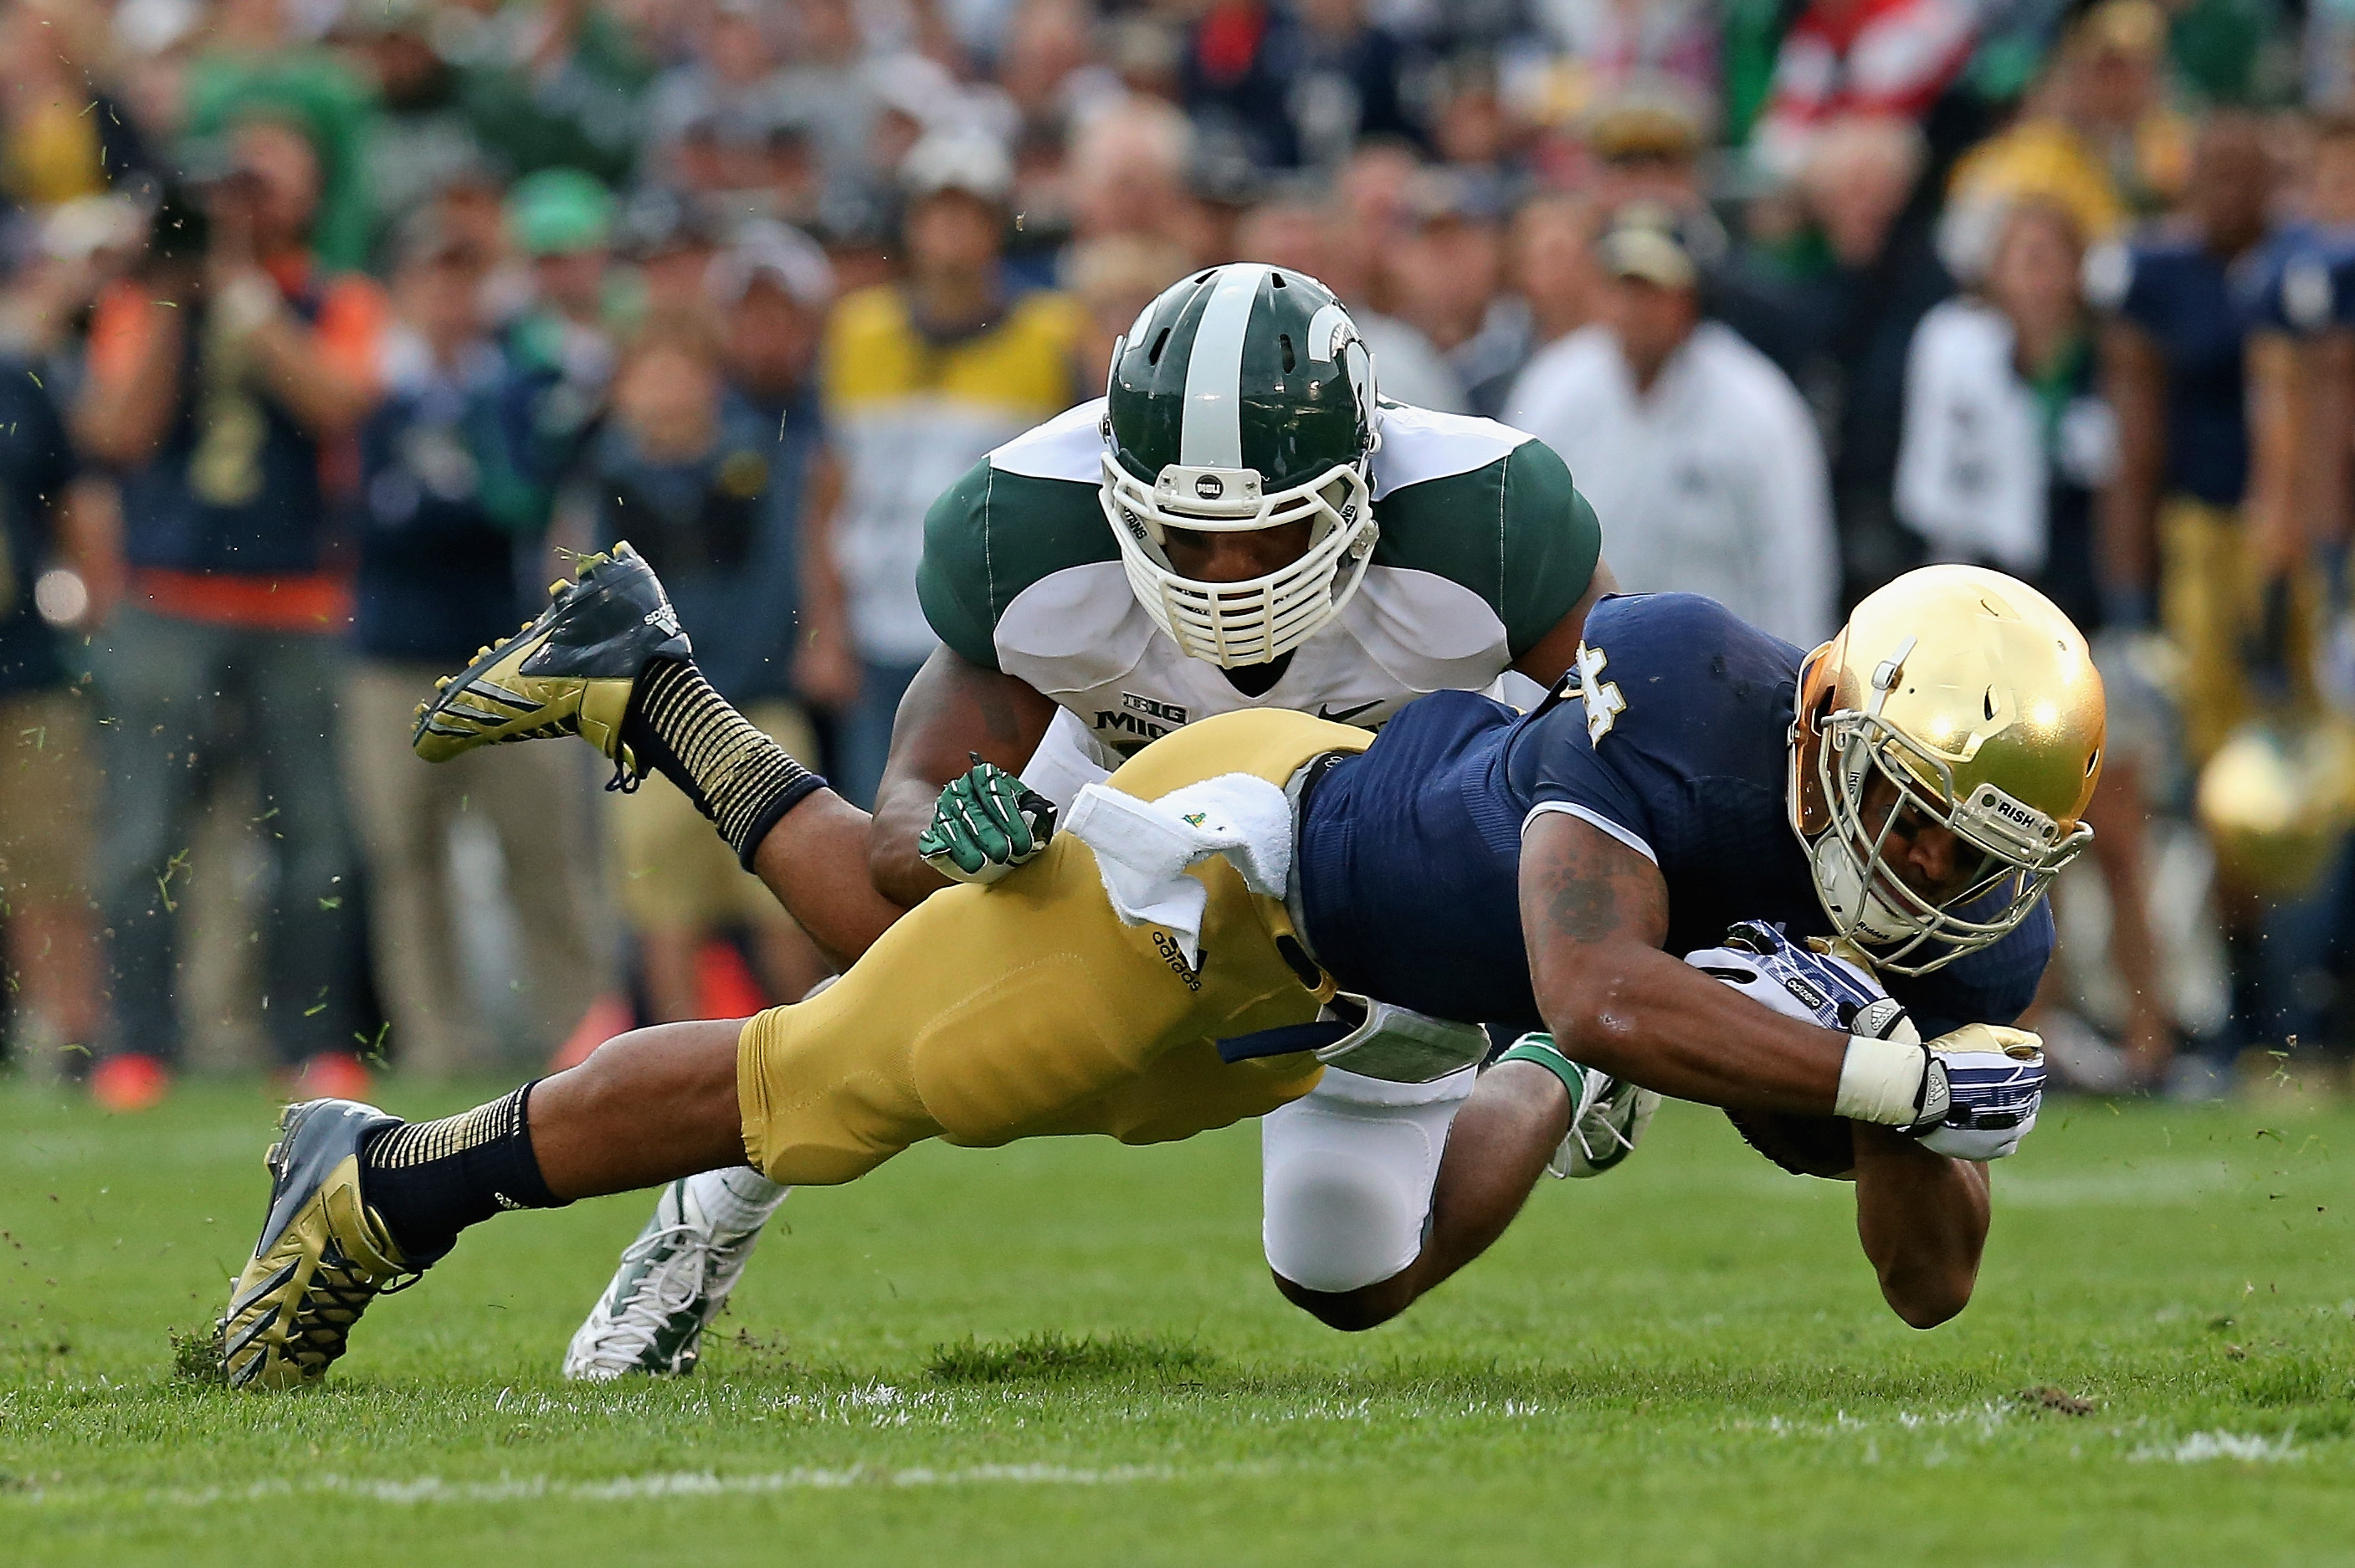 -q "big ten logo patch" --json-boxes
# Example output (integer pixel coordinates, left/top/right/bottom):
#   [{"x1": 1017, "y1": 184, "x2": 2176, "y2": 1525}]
[
  {"x1": 1152, "y1": 931, "x2": 1202, "y2": 991},
  {"x1": 1096, "y1": 691, "x2": 1189, "y2": 743}
]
